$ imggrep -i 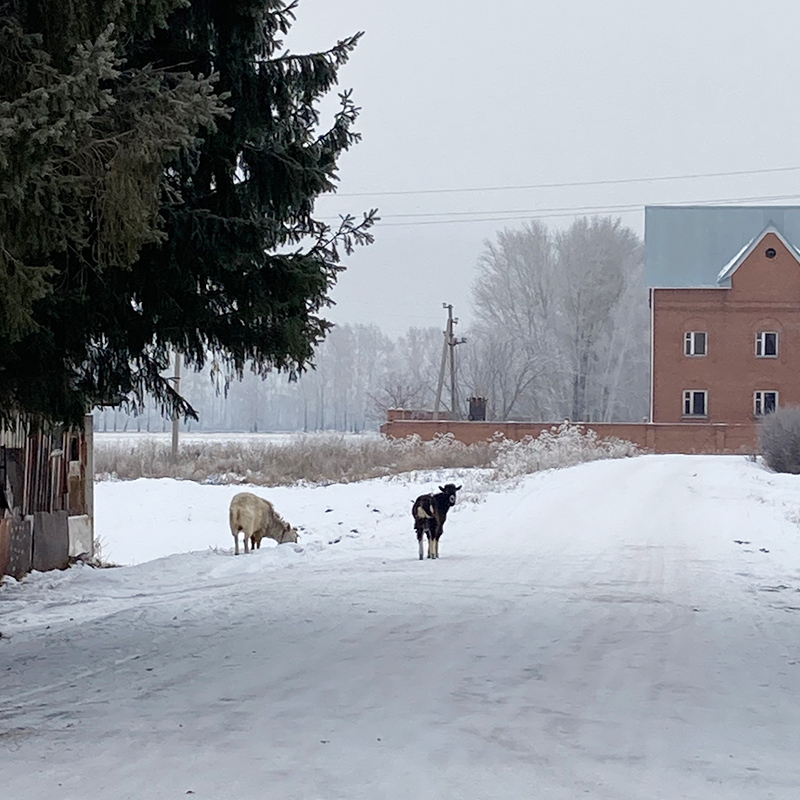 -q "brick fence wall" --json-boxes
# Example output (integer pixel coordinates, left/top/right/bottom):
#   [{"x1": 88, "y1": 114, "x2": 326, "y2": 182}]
[{"x1": 380, "y1": 410, "x2": 758, "y2": 454}]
